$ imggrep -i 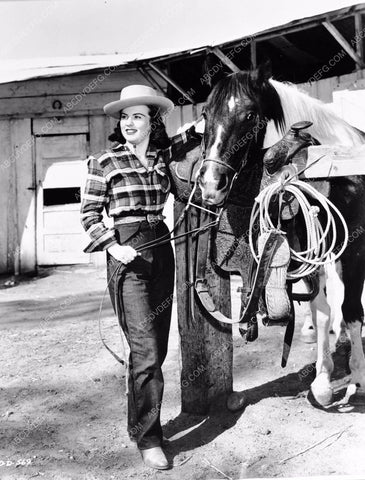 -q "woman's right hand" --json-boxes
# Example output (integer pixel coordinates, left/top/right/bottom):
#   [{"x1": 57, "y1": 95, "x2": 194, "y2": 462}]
[{"x1": 107, "y1": 244, "x2": 139, "y2": 264}]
